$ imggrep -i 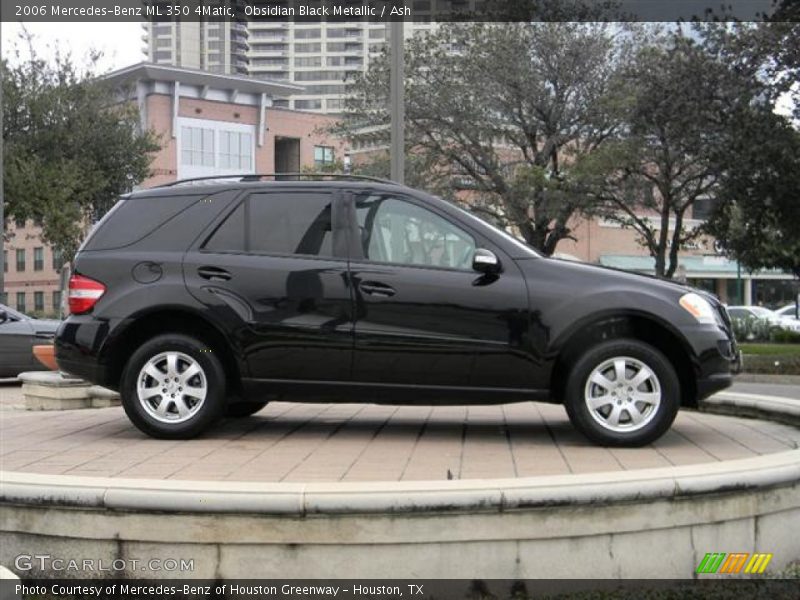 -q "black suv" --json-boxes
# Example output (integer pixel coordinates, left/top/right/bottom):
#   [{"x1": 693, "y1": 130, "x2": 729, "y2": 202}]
[{"x1": 55, "y1": 175, "x2": 740, "y2": 446}]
